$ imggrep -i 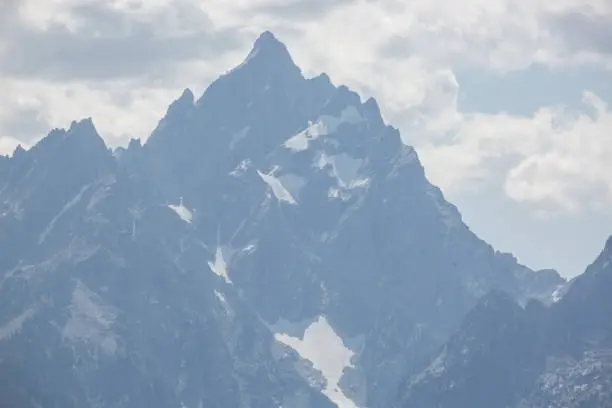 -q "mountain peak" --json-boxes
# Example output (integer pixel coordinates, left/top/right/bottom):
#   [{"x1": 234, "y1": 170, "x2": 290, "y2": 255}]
[
  {"x1": 253, "y1": 30, "x2": 282, "y2": 48},
  {"x1": 11, "y1": 144, "x2": 27, "y2": 158},
  {"x1": 62, "y1": 117, "x2": 110, "y2": 158},
  {"x1": 167, "y1": 88, "x2": 195, "y2": 116},
  {"x1": 251, "y1": 30, "x2": 291, "y2": 58},
  {"x1": 605, "y1": 235, "x2": 612, "y2": 253},
  {"x1": 238, "y1": 31, "x2": 300, "y2": 76},
  {"x1": 69, "y1": 117, "x2": 95, "y2": 131},
  {"x1": 67, "y1": 117, "x2": 104, "y2": 143}
]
